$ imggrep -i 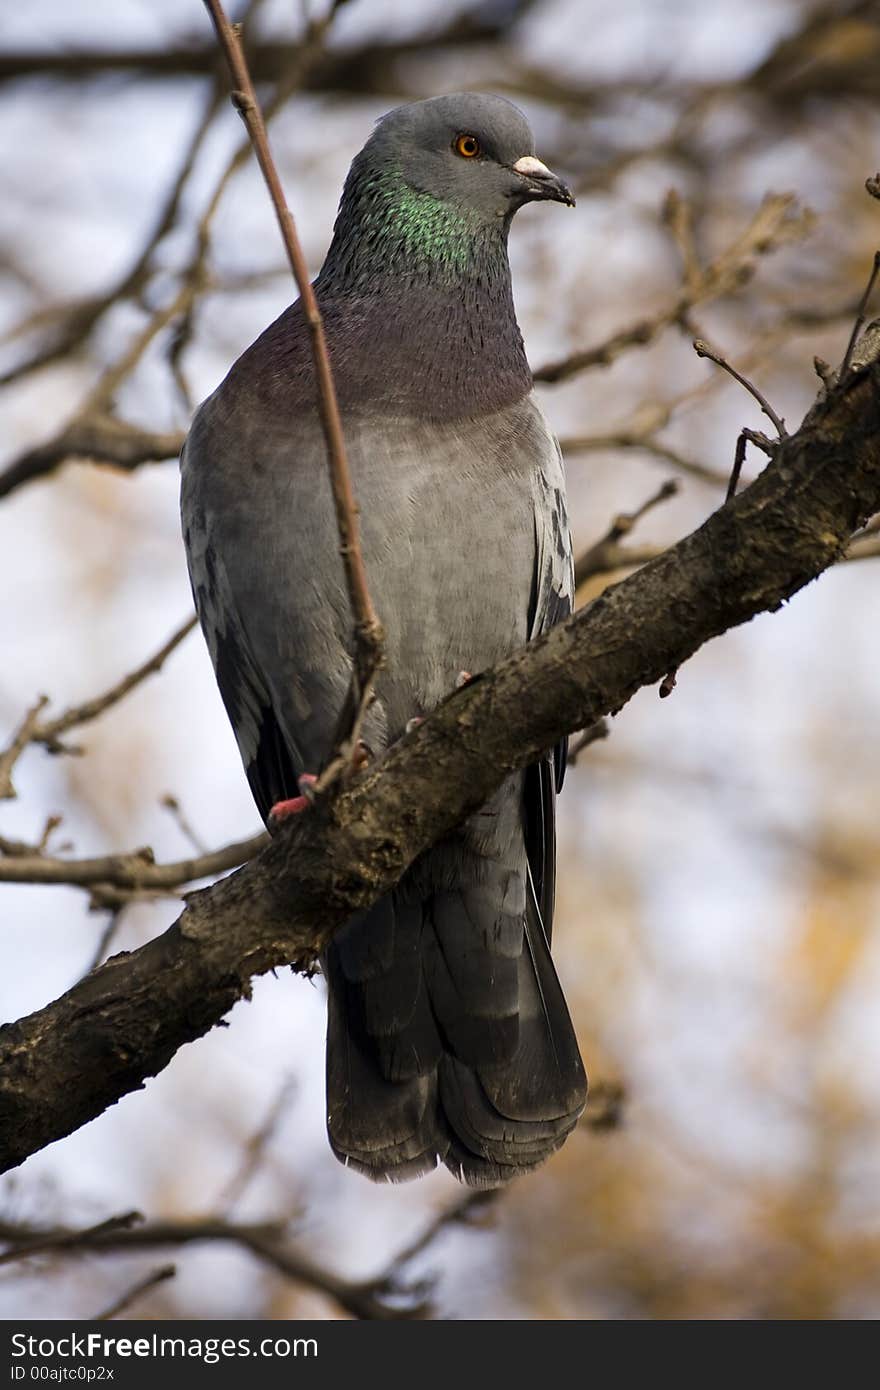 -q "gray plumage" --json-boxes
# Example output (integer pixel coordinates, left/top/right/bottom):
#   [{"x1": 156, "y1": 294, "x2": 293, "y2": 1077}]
[{"x1": 181, "y1": 93, "x2": 587, "y2": 1185}]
